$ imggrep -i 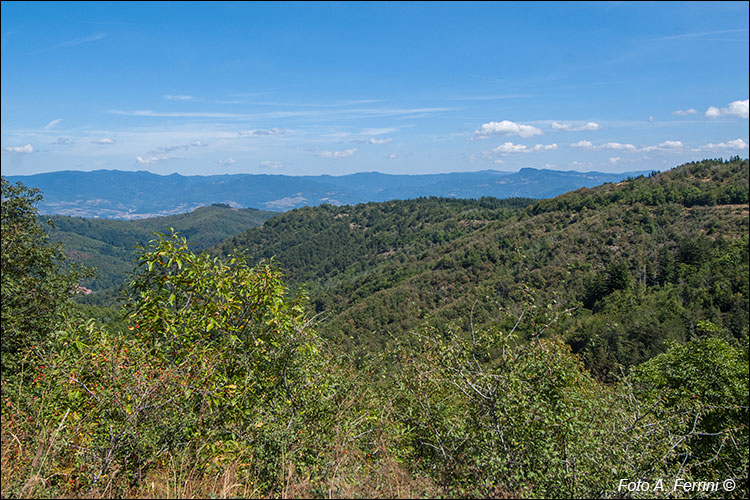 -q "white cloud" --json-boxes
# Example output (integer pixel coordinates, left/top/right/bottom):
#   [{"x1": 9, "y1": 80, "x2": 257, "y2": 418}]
[
  {"x1": 693, "y1": 138, "x2": 748, "y2": 151},
  {"x1": 609, "y1": 157, "x2": 621, "y2": 164},
  {"x1": 387, "y1": 153, "x2": 400, "y2": 160},
  {"x1": 135, "y1": 155, "x2": 170, "y2": 166},
  {"x1": 164, "y1": 95, "x2": 194, "y2": 101},
  {"x1": 259, "y1": 160, "x2": 282, "y2": 169},
  {"x1": 705, "y1": 99, "x2": 749, "y2": 119},
  {"x1": 369, "y1": 137, "x2": 392, "y2": 144},
  {"x1": 2, "y1": 144, "x2": 34, "y2": 154},
  {"x1": 191, "y1": 141, "x2": 207, "y2": 147},
  {"x1": 550, "y1": 121, "x2": 602, "y2": 131},
  {"x1": 91, "y1": 138, "x2": 114, "y2": 144},
  {"x1": 571, "y1": 140, "x2": 594, "y2": 149},
  {"x1": 571, "y1": 140, "x2": 637, "y2": 151},
  {"x1": 642, "y1": 141, "x2": 684, "y2": 152},
  {"x1": 491, "y1": 142, "x2": 557, "y2": 154},
  {"x1": 218, "y1": 158, "x2": 237, "y2": 167},
  {"x1": 601, "y1": 142, "x2": 637, "y2": 150},
  {"x1": 473, "y1": 120, "x2": 543, "y2": 139},
  {"x1": 673, "y1": 108, "x2": 697, "y2": 116},
  {"x1": 492, "y1": 142, "x2": 529, "y2": 154},
  {"x1": 52, "y1": 137, "x2": 72, "y2": 145},
  {"x1": 44, "y1": 118, "x2": 63, "y2": 129},
  {"x1": 316, "y1": 148, "x2": 357, "y2": 159}
]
